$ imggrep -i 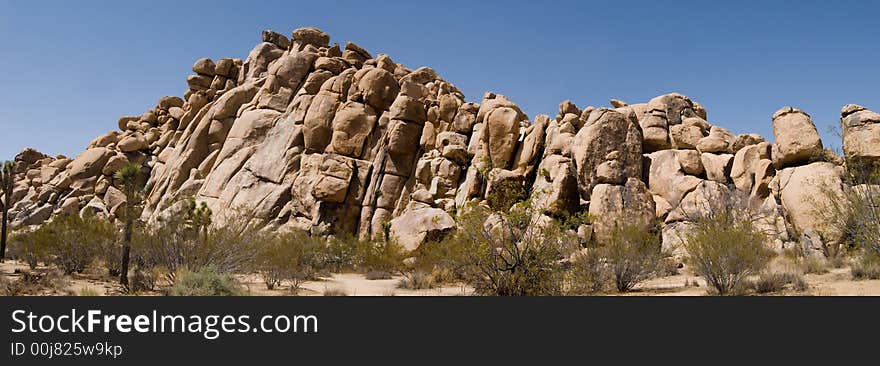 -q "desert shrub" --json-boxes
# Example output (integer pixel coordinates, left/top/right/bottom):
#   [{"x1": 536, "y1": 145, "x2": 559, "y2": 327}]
[
  {"x1": 359, "y1": 239, "x2": 408, "y2": 278},
  {"x1": 815, "y1": 157, "x2": 880, "y2": 257},
  {"x1": 684, "y1": 208, "x2": 772, "y2": 296},
  {"x1": 603, "y1": 223, "x2": 667, "y2": 292},
  {"x1": 1, "y1": 269, "x2": 70, "y2": 296},
  {"x1": 253, "y1": 231, "x2": 323, "y2": 293},
  {"x1": 78, "y1": 287, "x2": 101, "y2": 296},
  {"x1": 751, "y1": 272, "x2": 808, "y2": 294},
  {"x1": 563, "y1": 249, "x2": 610, "y2": 295},
  {"x1": 100, "y1": 239, "x2": 123, "y2": 277},
  {"x1": 8, "y1": 228, "x2": 51, "y2": 269},
  {"x1": 799, "y1": 255, "x2": 830, "y2": 275},
  {"x1": 170, "y1": 267, "x2": 245, "y2": 296},
  {"x1": 431, "y1": 196, "x2": 579, "y2": 296},
  {"x1": 851, "y1": 254, "x2": 880, "y2": 280},
  {"x1": 397, "y1": 270, "x2": 437, "y2": 290},
  {"x1": 14, "y1": 215, "x2": 117, "y2": 274},
  {"x1": 323, "y1": 287, "x2": 348, "y2": 296},
  {"x1": 322, "y1": 234, "x2": 363, "y2": 273},
  {"x1": 133, "y1": 202, "x2": 261, "y2": 285}
]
